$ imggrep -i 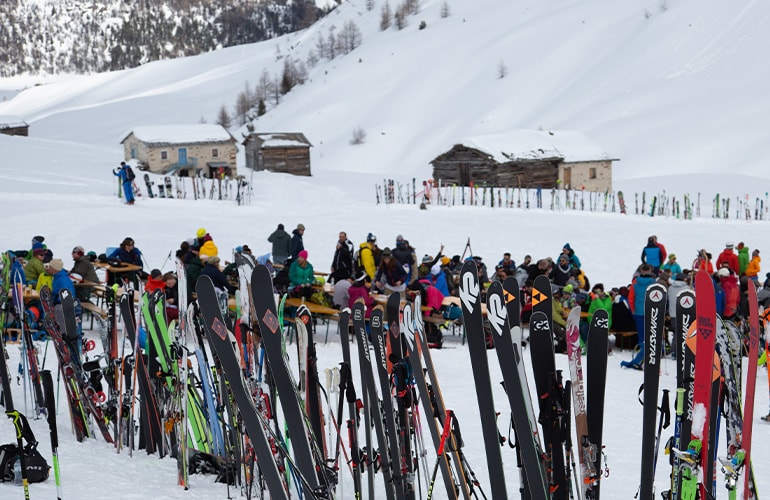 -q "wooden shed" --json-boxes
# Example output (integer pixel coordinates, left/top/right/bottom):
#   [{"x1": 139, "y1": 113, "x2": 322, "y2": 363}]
[
  {"x1": 0, "y1": 115, "x2": 29, "y2": 137},
  {"x1": 431, "y1": 130, "x2": 617, "y2": 191},
  {"x1": 242, "y1": 132, "x2": 312, "y2": 176},
  {"x1": 120, "y1": 124, "x2": 238, "y2": 178}
]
